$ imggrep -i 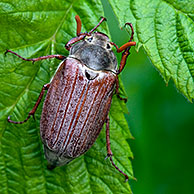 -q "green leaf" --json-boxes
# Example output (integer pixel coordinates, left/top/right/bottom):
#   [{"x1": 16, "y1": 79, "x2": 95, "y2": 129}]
[
  {"x1": 0, "y1": 0, "x2": 134, "y2": 193},
  {"x1": 108, "y1": 0, "x2": 194, "y2": 102}
]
